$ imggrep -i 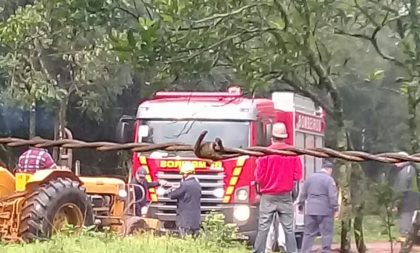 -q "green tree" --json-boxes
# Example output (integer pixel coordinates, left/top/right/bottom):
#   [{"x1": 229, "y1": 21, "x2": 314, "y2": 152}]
[
  {"x1": 335, "y1": 0, "x2": 420, "y2": 153},
  {"x1": 0, "y1": 0, "x2": 132, "y2": 141}
]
